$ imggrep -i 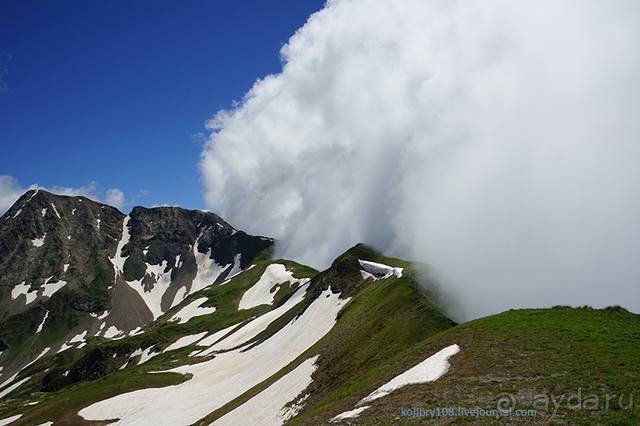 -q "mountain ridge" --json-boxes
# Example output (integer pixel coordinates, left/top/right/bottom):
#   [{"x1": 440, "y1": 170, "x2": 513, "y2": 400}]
[
  {"x1": 0, "y1": 191, "x2": 638, "y2": 425},
  {"x1": 0, "y1": 189, "x2": 273, "y2": 395}
]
